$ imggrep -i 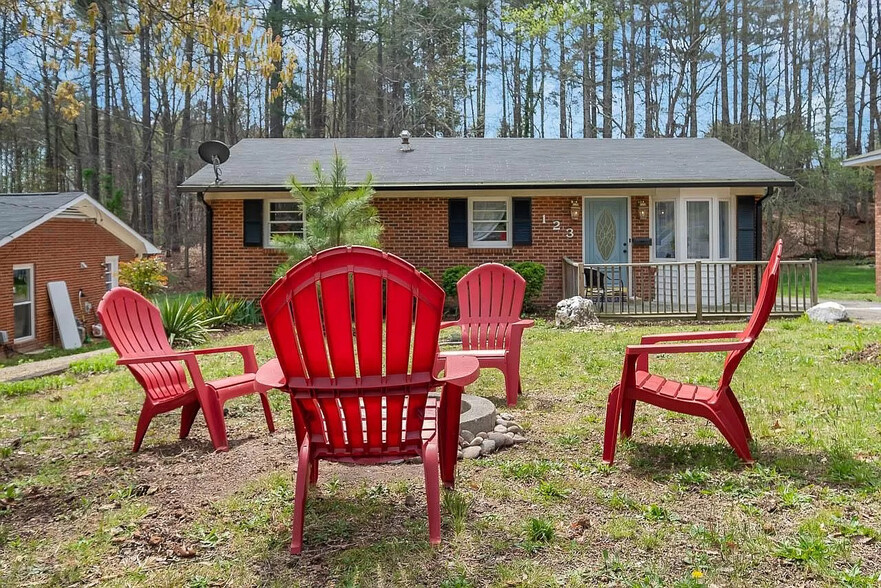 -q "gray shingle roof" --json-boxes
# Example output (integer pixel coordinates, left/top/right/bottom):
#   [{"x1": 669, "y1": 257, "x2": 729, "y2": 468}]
[
  {"x1": 0, "y1": 192, "x2": 85, "y2": 241},
  {"x1": 179, "y1": 137, "x2": 793, "y2": 191}
]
